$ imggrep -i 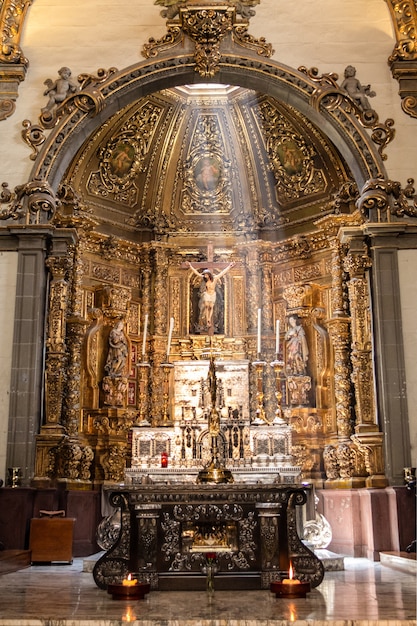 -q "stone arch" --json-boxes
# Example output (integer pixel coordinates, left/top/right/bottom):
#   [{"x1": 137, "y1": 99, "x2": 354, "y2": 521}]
[{"x1": 28, "y1": 55, "x2": 387, "y2": 194}]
